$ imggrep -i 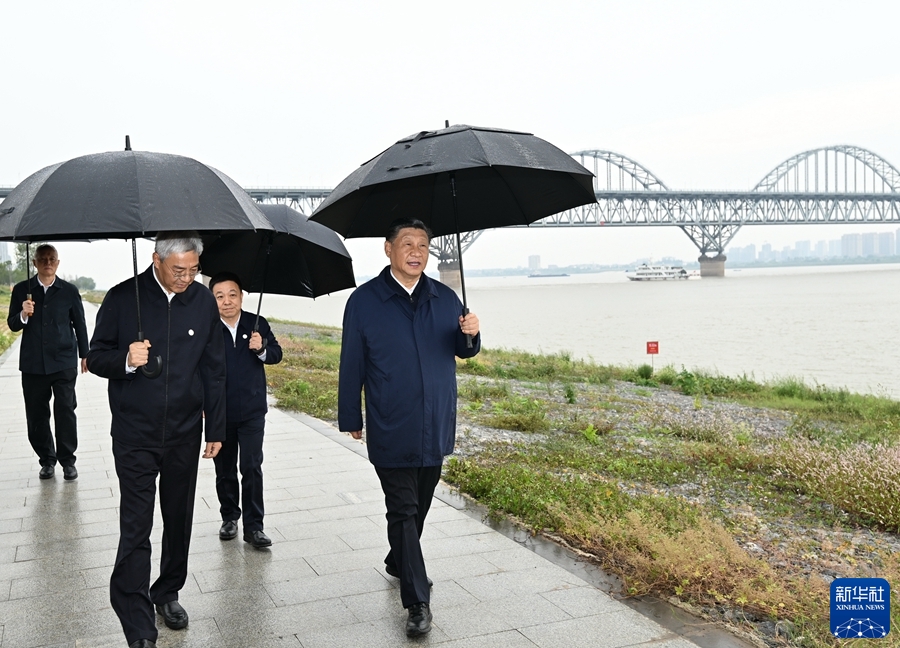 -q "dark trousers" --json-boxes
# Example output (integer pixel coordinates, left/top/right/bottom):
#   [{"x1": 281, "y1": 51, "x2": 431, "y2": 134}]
[
  {"x1": 110, "y1": 439, "x2": 200, "y2": 645},
  {"x1": 22, "y1": 368, "x2": 78, "y2": 467},
  {"x1": 374, "y1": 465, "x2": 442, "y2": 609},
  {"x1": 214, "y1": 417, "x2": 266, "y2": 532}
]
